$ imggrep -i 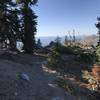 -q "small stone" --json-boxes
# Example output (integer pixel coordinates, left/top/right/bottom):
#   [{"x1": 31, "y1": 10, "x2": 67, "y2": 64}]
[
  {"x1": 51, "y1": 97, "x2": 64, "y2": 100},
  {"x1": 14, "y1": 92, "x2": 18, "y2": 96},
  {"x1": 20, "y1": 73, "x2": 30, "y2": 81}
]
